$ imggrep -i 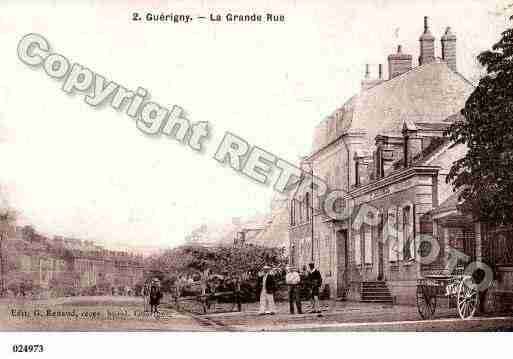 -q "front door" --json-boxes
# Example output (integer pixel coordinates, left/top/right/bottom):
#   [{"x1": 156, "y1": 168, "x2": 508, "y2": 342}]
[{"x1": 336, "y1": 229, "x2": 349, "y2": 297}]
